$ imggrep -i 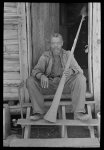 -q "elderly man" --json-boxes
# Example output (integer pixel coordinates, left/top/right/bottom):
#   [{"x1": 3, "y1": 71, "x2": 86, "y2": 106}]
[{"x1": 26, "y1": 33, "x2": 90, "y2": 121}]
